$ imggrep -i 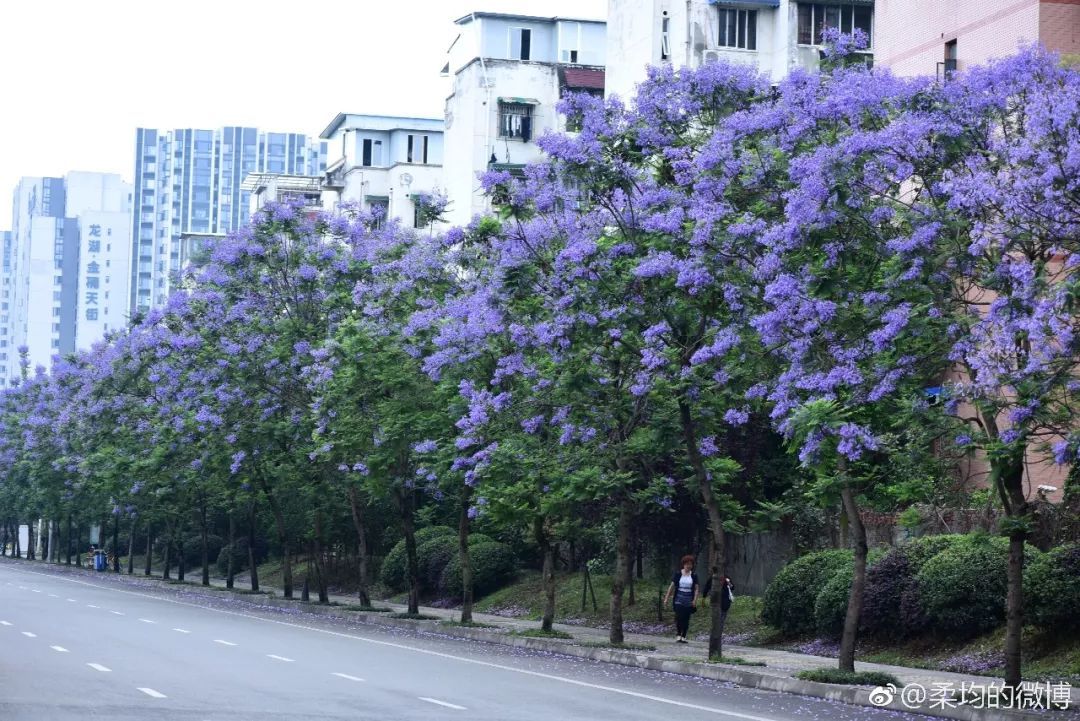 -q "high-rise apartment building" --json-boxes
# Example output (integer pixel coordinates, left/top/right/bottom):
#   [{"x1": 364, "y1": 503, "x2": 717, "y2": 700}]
[
  {"x1": 605, "y1": 1, "x2": 874, "y2": 98},
  {"x1": 875, "y1": 0, "x2": 1080, "y2": 78},
  {"x1": 130, "y1": 128, "x2": 327, "y2": 312},
  {"x1": 4, "y1": 173, "x2": 132, "y2": 382}
]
